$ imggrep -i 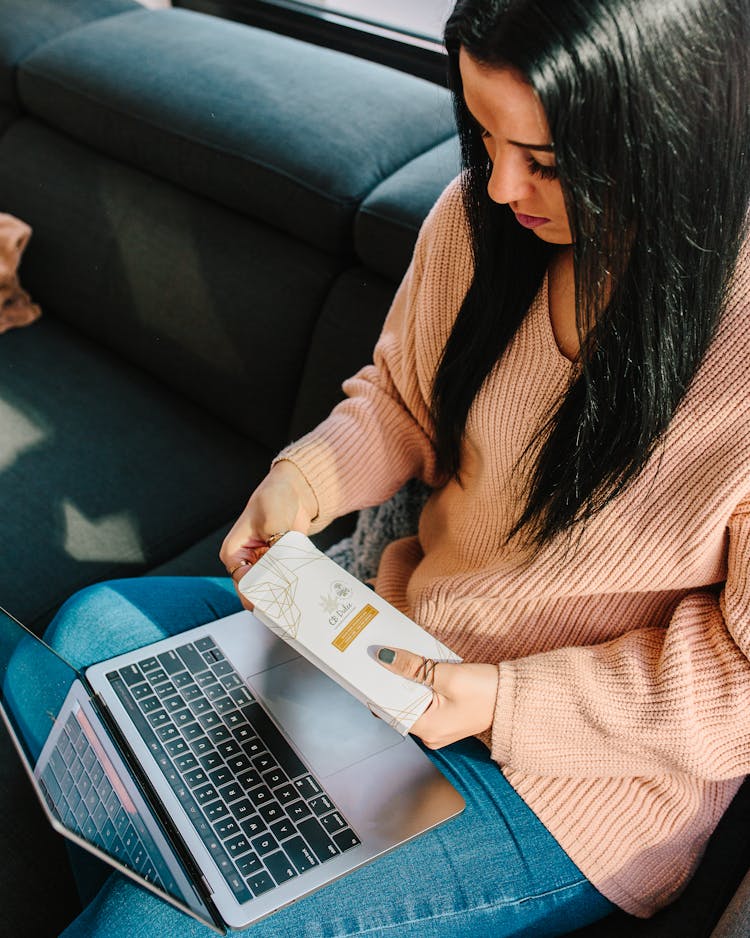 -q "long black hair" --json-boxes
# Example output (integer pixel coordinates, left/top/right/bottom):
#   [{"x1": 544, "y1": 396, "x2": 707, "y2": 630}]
[{"x1": 434, "y1": 0, "x2": 750, "y2": 546}]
